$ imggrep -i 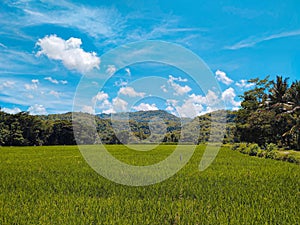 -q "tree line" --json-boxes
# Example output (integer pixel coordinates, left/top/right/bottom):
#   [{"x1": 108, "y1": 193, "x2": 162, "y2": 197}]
[{"x1": 0, "y1": 76, "x2": 299, "y2": 149}]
